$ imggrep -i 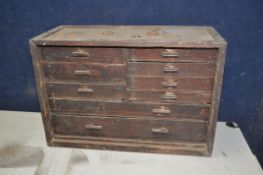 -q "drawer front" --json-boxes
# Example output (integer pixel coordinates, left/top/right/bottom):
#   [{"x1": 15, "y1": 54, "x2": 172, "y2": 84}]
[
  {"x1": 128, "y1": 90, "x2": 212, "y2": 104},
  {"x1": 50, "y1": 99, "x2": 210, "y2": 120},
  {"x1": 47, "y1": 82, "x2": 126, "y2": 100},
  {"x1": 127, "y1": 76, "x2": 213, "y2": 91},
  {"x1": 127, "y1": 62, "x2": 216, "y2": 77},
  {"x1": 42, "y1": 47, "x2": 124, "y2": 63},
  {"x1": 44, "y1": 63, "x2": 125, "y2": 82},
  {"x1": 53, "y1": 114, "x2": 208, "y2": 143},
  {"x1": 130, "y1": 48, "x2": 218, "y2": 62}
]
